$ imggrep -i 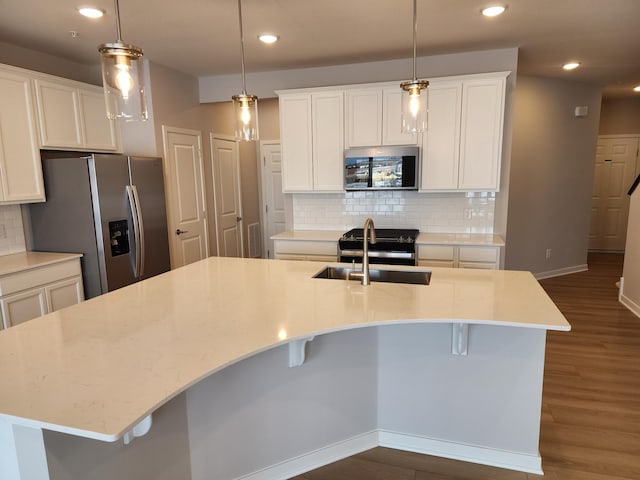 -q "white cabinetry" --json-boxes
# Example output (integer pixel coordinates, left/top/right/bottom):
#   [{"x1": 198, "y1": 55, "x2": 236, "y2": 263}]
[
  {"x1": 346, "y1": 88, "x2": 382, "y2": 147},
  {"x1": 346, "y1": 85, "x2": 417, "y2": 147},
  {"x1": 0, "y1": 256, "x2": 84, "y2": 329},
  {"x1": 421, "y1": 72, "x2": 508, "y2": 192},
  {"x1": 279, "y1": 90, "x2": 344, "y2": 192},
  {"x1": 0, "y1": 66, "x2": 46, "y2": 203},
  {"x1": 418, "y1": 245, "x2": 500, "y2": 269},
  {"x1": 34, "y1": 77, "x2": 121, "y2": 152},
  {"x1": 382, "y1": 86, "x2": 418, "y2": 146},
  {"x1": 313, "y1": 92, "x2": 344, "y2": 191},
  {"x1": 274, "y1": 239, "x2": 338, "y2": 262},
  {"x1": 421, "y1": 81, "x2": 462, "y2": 190}
]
